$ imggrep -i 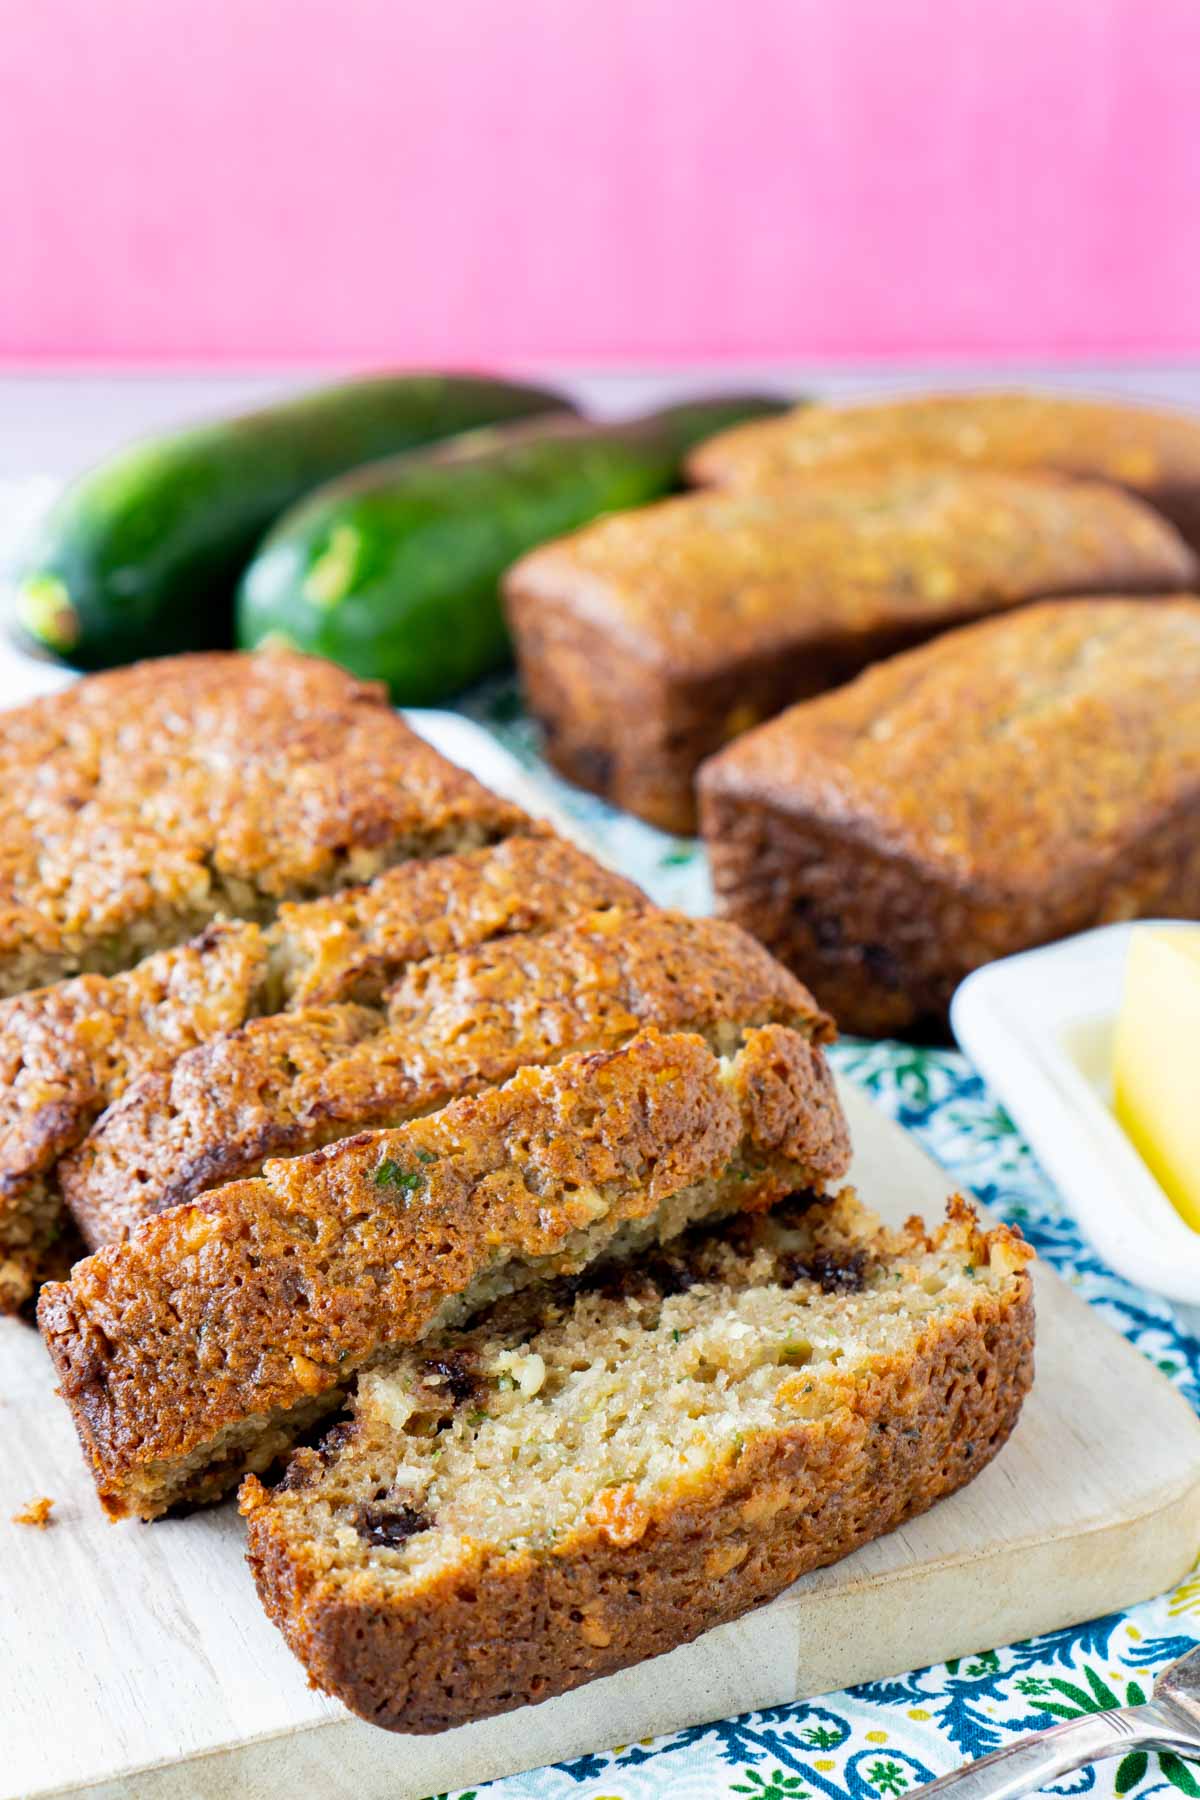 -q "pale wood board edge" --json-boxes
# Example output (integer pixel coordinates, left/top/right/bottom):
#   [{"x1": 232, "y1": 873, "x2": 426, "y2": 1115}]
[
  {"x1": 38, "y1": 1473, "x2": 1200, "y2": 1800},
  {"x1": 27, "y1": 1260, "x2": 1200, "y2": 1800},
  {"x1": 14, "y1": 1075, "x2": 1200, "y2": 1799}
]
